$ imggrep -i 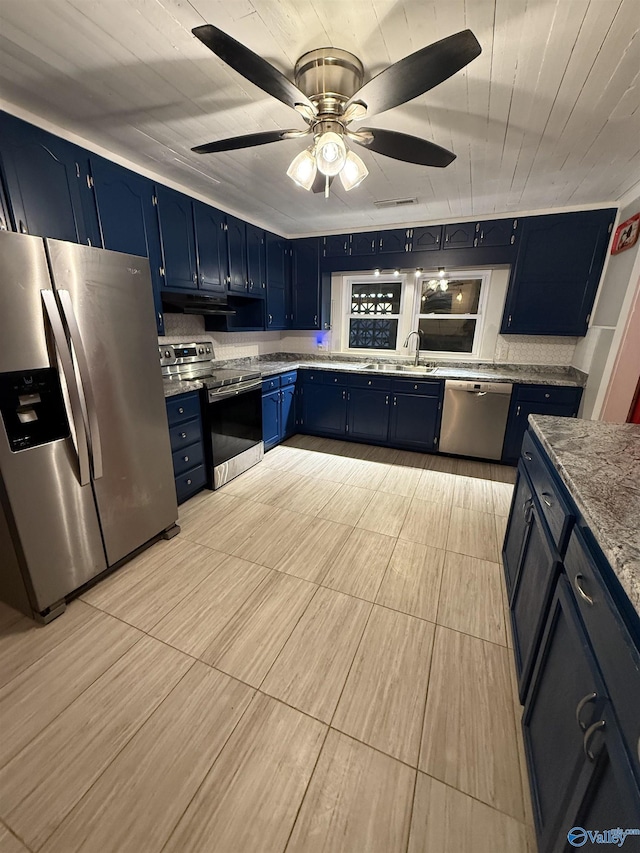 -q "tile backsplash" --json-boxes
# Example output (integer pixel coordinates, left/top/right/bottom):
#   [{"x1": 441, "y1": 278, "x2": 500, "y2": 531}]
[
  {"x1": 492, "y1": 335, "x2": 578, "y2": 366},
  {"x1": 159, "y1": 313, "x2": 281, "y2": 360}
]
